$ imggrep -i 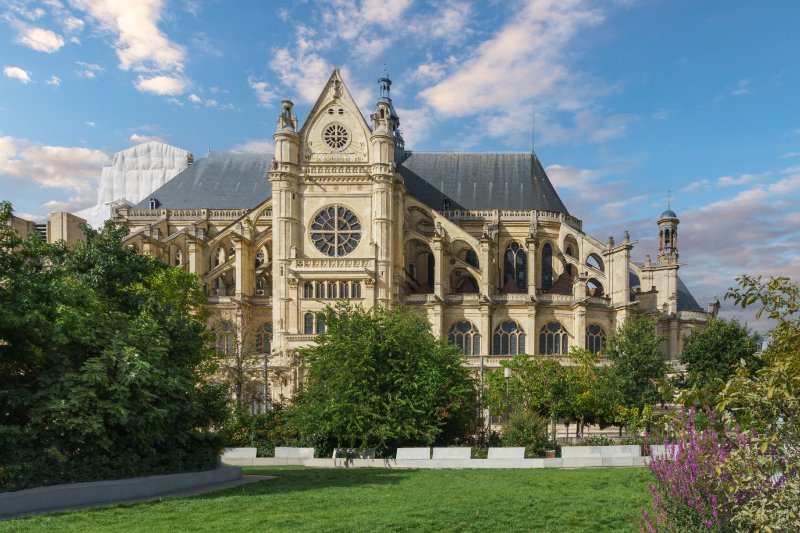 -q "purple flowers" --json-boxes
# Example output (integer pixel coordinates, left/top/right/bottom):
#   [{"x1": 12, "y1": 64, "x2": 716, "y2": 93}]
[{"x1": 641, "y1": 409, "x2": 733, "y2": 531}]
